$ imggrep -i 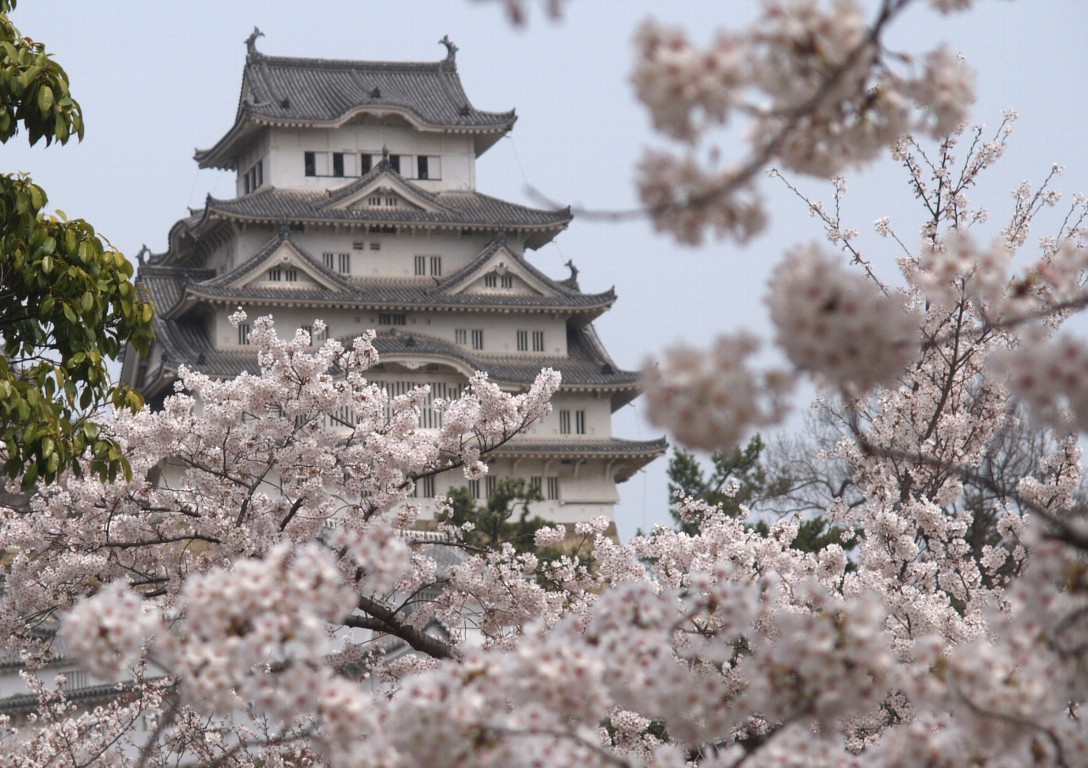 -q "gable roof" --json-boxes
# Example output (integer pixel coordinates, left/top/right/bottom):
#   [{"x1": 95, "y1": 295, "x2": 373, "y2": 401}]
[
  {"x1": 189, "y1": 169, "x2": 570, "y2": 250},
  {"x1": 196, "y1": 45, "x2": 516, "y2": 170}
]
